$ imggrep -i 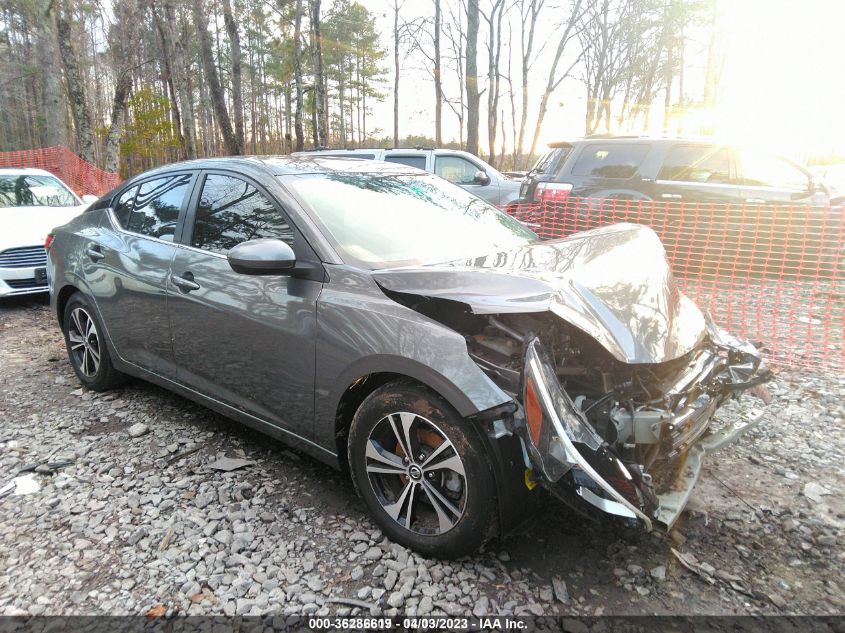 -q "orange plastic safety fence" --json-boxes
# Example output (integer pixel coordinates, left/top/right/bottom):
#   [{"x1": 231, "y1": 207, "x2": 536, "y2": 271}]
[
  {"x1": 0, "y1": 146, "x2": 119, "y2": 197},
  {"x1": 507, "y1": 198, "x2": 845, "y2": 373}
]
